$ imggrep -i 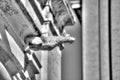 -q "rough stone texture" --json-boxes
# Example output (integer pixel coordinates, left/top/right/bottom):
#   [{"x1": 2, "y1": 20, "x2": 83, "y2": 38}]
[
  {"x1": 0, "y1": 0, "x2": 67, "y2": 80},
  {"x1": 0, "y1": 0, "x2": 38, "y2": 42},
  {"x1": 20, "y1": 1, "x2": 62, "y2": 80},
  {"x1": 0, "y1": 9, "x2": 26, "y2": 68},
  {"x1": 51, "y1": 0, "x2": 74, "y2": 34},
  {"x1": 112, "y1": 0, "x2": 120, "y2": 80},
  {"x1": 83, "y1": 0, "x2": 100, "y2": 80},
  {"x1": 0, "y1": 10, "x2": 23, "y2": 75},
  {"x1": 0, "y1": 15, "x2": 11, "y2": 53}
]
